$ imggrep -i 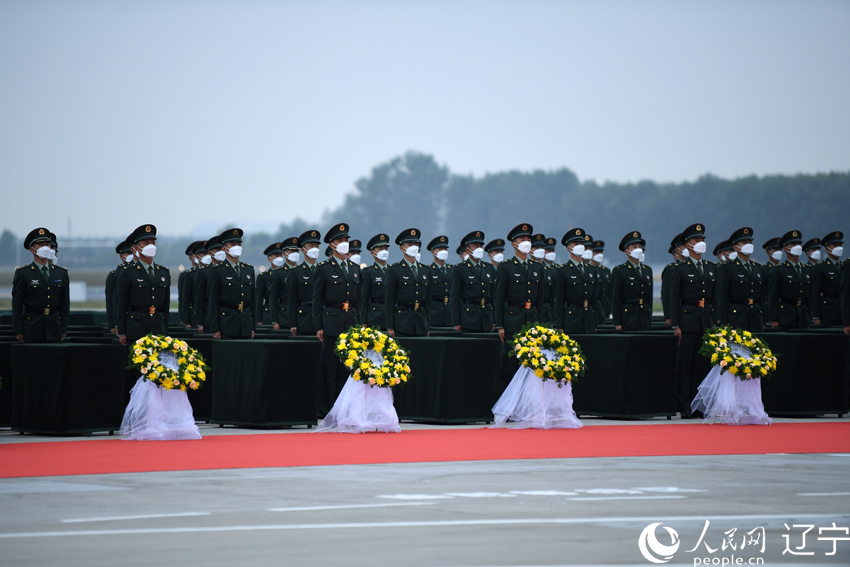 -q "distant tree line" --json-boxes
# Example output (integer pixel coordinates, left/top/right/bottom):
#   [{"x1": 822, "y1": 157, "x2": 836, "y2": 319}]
[{"x1": 1, "y1": 151, "x2": 848, "y2": 271}]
